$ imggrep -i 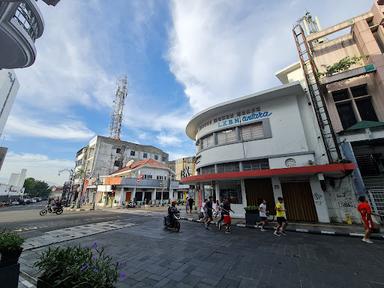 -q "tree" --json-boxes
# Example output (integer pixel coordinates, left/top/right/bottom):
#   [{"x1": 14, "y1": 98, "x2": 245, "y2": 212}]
[{"x1": 23, "y1": 177, "x2": 51, "y2": 198}]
